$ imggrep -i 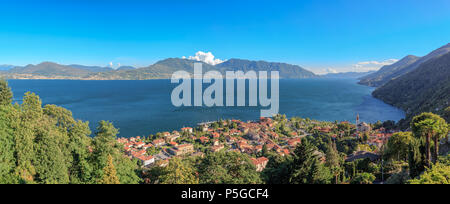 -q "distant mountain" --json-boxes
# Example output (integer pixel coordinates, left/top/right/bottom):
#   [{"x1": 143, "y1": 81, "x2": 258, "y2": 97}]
[
  {"x1": 6, "y1": 62, "x2": 92, "y2": 78},
  {"x1": 322, "y1": 71, "x2": 375, "y2": 79},
  {"x1": 0, "y1": 62, "x2": 140, "y2": 79},
  {"x1": 373, "y1": 51, "x2": 450, "y2": 126},
  {"x1": 359, "y1": 43, "x2": 450, "y2": 87},
  {"x1": 90, "y1": 58, "x2": 318, "y2": 80},
  {"x1": 116, "y1": 66, "x2": 136, "y2": 71},
  {"x1": 89, "y1": 58, "x2": 218, "y2": 80},
  {"x1": 0, "y1": 65, "x2": 15, "y2": 71},
  {"x1": 359, "y1": 55, "x2": 420, "y2": 86},
  {"x1": 68, "y1": 64, "x2": 113, "y2": 72},
  {"x1": 216, "y1": 58, "x2": 316, "y2": 78},
  {"x1": 0, "y1": 58, "x2": 317, "y2": 80}
]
